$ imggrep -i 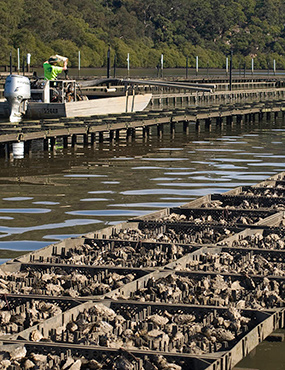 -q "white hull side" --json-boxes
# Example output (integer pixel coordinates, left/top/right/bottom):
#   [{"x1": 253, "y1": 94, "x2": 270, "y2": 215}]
[
  {"x1": 64, "y1": 94, "x2": 152, "y2": 117},
  {"x1": 26, "y1": 103, "x2": 66, "y2": 119}
]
